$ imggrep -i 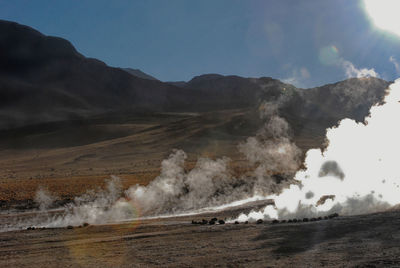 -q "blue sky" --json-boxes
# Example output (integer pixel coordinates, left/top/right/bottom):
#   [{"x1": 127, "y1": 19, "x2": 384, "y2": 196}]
[{"x1": 1, "y1": 0, "x2": 399, "y2": 87}]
